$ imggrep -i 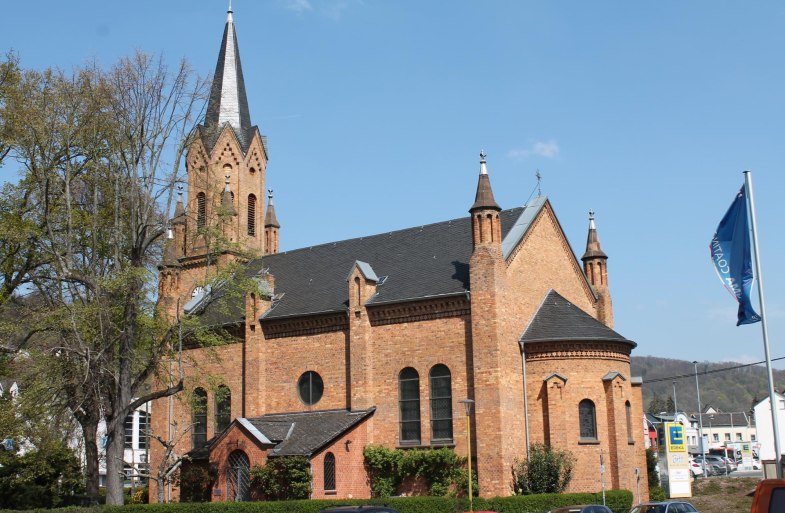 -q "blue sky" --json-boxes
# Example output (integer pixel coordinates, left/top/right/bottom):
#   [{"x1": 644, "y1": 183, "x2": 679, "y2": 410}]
[{"x1": 3, "y1": 1, "x2": 785, "y2": 371}]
